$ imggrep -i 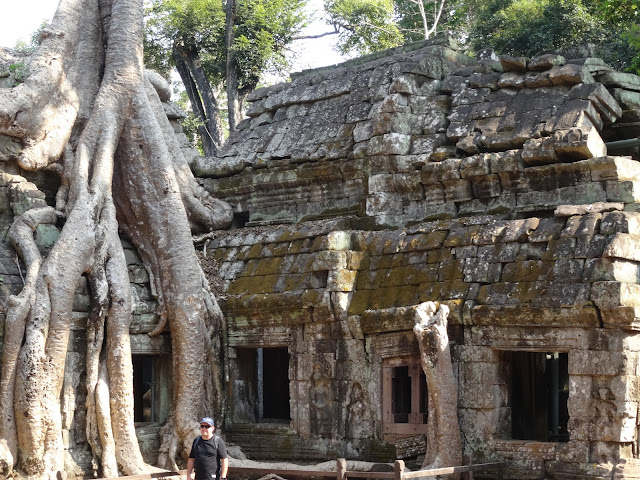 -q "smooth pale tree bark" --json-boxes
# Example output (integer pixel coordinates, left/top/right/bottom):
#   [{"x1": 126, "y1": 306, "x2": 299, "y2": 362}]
[
  {"x1": 225, "y1": 0, "x2": 242, "y2": 132},
  {"x1": 413, "y1": 302, "x2": 462, "y2": 479},
  {"x1": 0, "y1": 0, "x2": 232, "y2": 478},
  {"x1": 172, "y1": 42, "x2": 225, "y2": 156}
]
